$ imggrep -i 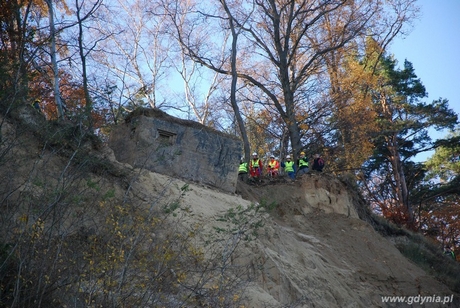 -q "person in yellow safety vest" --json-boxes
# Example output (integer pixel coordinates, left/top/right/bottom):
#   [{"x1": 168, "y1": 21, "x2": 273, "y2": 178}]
[
  {"x1": 281, "y1": 155, "x2": 296, "y2": 180},
  {"x1": 267, "y1": 154, "x2": 280, "y2": 178},
  {"x1": 249, "y1": 152, "x2": 263, "y2": 179},
  {"x1": 238, "y1": 157, "x2": 249, "y2": 183},
  {"x1": 444, "y1": 246, "x2": 456, "y2": 260},
  {"x1": 32, "y1": 99, "x2": 42, "y2": 112},
  {"x1": 297, "y1": 151, "x2": 309, "y2": 176}
]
